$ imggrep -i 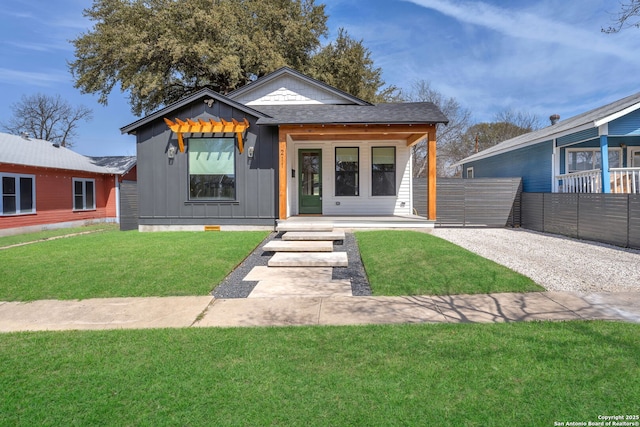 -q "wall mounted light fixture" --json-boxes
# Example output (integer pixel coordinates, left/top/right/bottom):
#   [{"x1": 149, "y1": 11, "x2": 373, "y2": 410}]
[
  {"x1": 247, "y1": 146, "x2": 254, "y2": 158},
  {"x1": 167, "y1": 145, "x2": 177, "y2": 159}
]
